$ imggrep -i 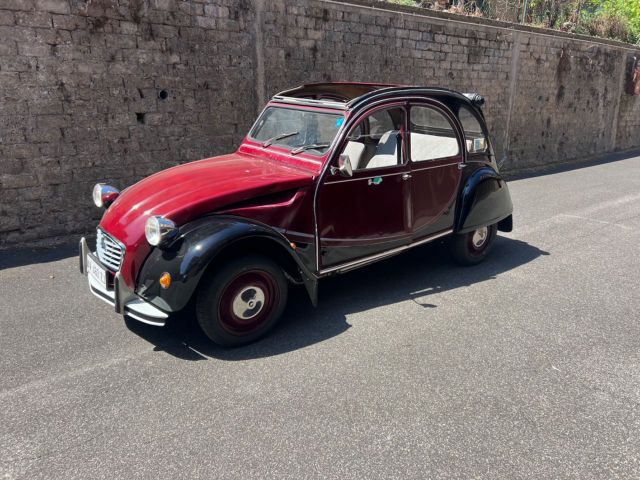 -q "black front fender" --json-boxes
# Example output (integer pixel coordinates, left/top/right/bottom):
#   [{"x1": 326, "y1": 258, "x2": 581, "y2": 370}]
[
  {"x1": 136, "y1": 216, "x2": 318, "y2": 313},
  {"x1": 455, "y1": 166, "x2": 513, "y2": 233}
]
